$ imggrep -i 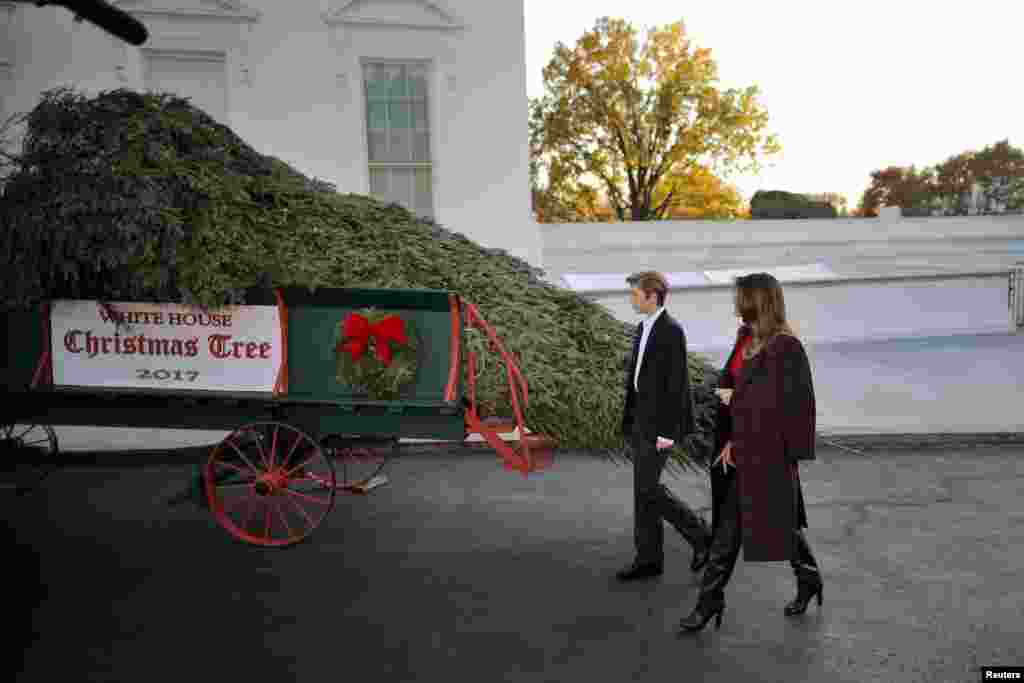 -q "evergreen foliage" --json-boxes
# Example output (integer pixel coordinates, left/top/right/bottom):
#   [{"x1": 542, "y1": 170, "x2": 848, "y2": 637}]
[{"x1": 0, "y1": 87, "x2": 720, "y2": 467}]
